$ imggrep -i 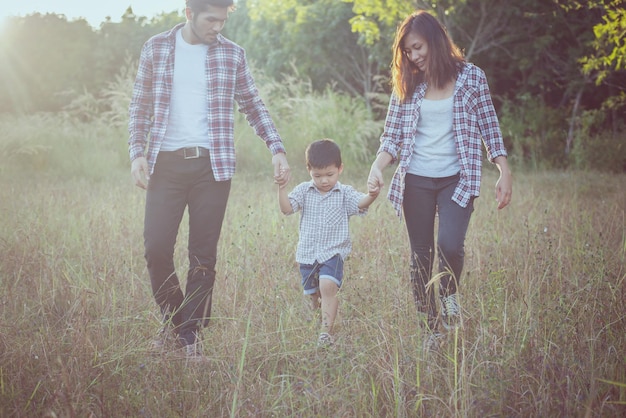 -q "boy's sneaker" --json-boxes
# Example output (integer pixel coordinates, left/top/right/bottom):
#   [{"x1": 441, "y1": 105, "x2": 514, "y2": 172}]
[
  {"x1": 440, "y1": 293, "x2": 460, "y2": 330},
  {"x1": 317, "y1": 332, "x2": 334, "y2": 348}
]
